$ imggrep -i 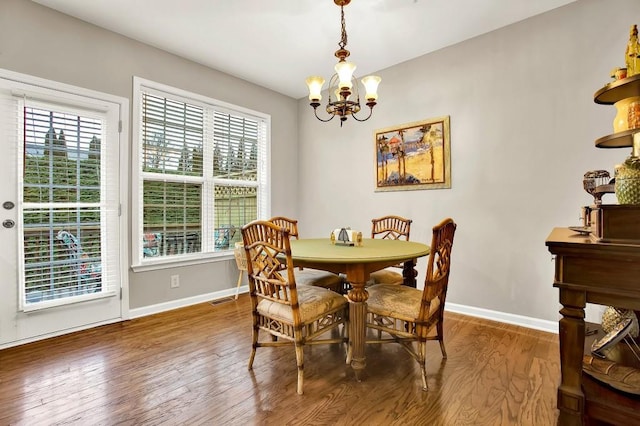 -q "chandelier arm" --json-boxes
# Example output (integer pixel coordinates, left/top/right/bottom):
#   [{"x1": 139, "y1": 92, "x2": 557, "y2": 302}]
[
  {"x1": 312, "y1": 106, "x2": 336, "y2": 123},
  {"x1": 350, "y1": 105, "x2": 375, "y2": 122}
]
